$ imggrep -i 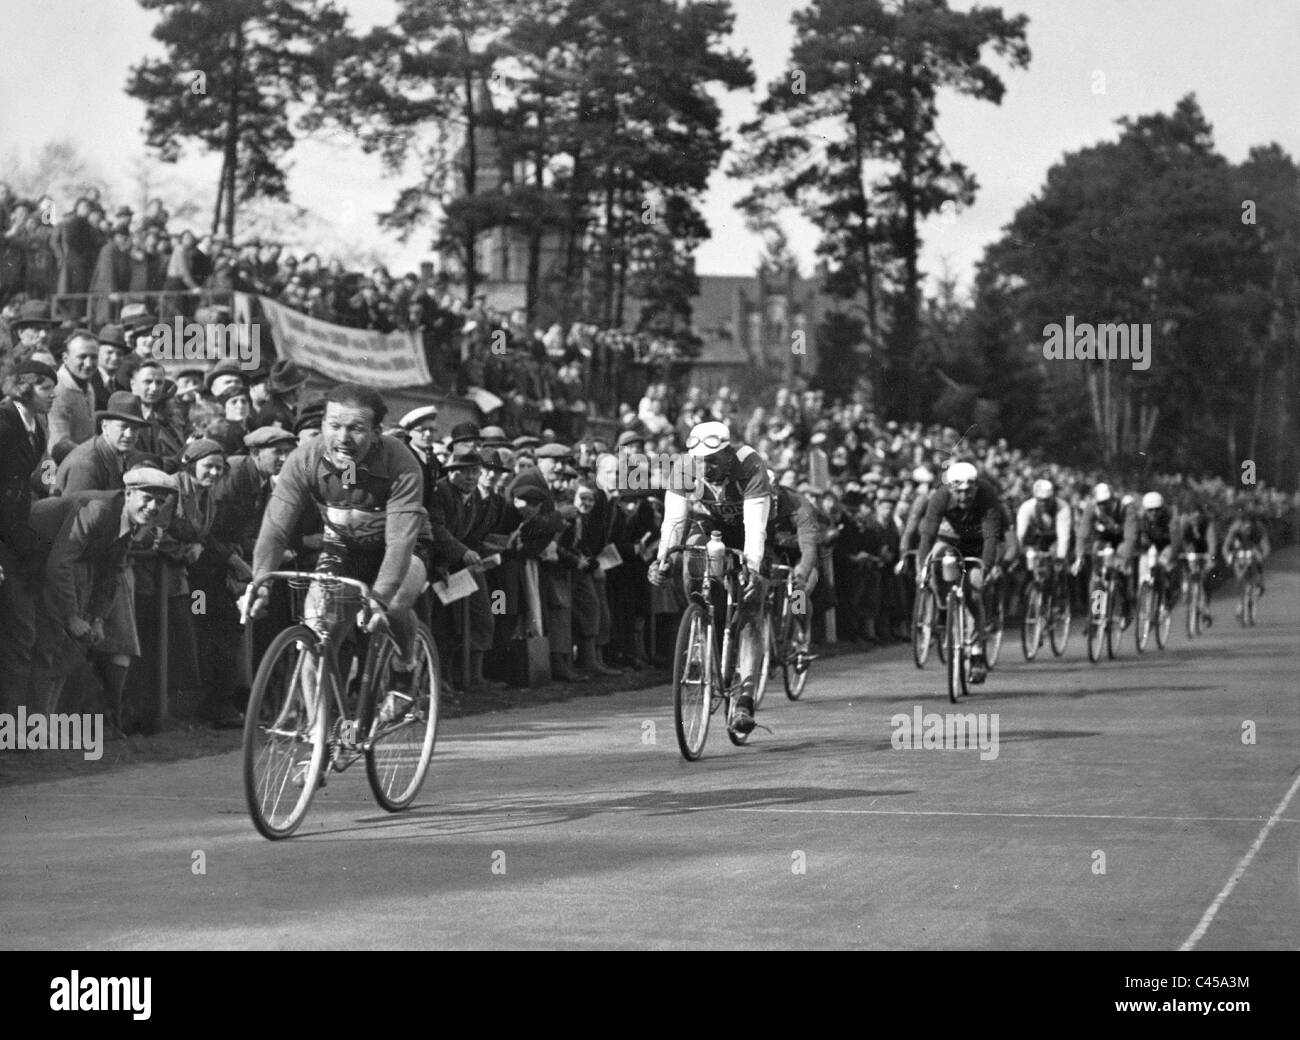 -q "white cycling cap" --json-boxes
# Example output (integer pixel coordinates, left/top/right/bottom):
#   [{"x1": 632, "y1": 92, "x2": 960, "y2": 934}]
[
  {"x1": 1033, "y1": 478, "x2": 1054, "y2": 500},
  {"x1": 686, "y1": 420, "x2": 731, "y2": 458},
  {"x1": 945, "y1": 461, "x2": 978, "y2": 485},
  {"x1": 1141, "y1": 491, "x2": 1164, "y2": 510},
  {"x1": 1093, "y1": 482, "x2": 1112, "y2": 503}
]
